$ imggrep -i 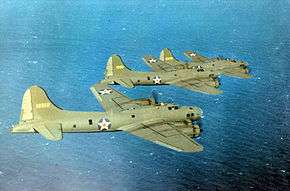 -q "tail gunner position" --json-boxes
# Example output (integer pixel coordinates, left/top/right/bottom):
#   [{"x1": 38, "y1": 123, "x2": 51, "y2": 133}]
[{"x1": 11, "y1": 84, "x2": 203, "y2": 152}]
